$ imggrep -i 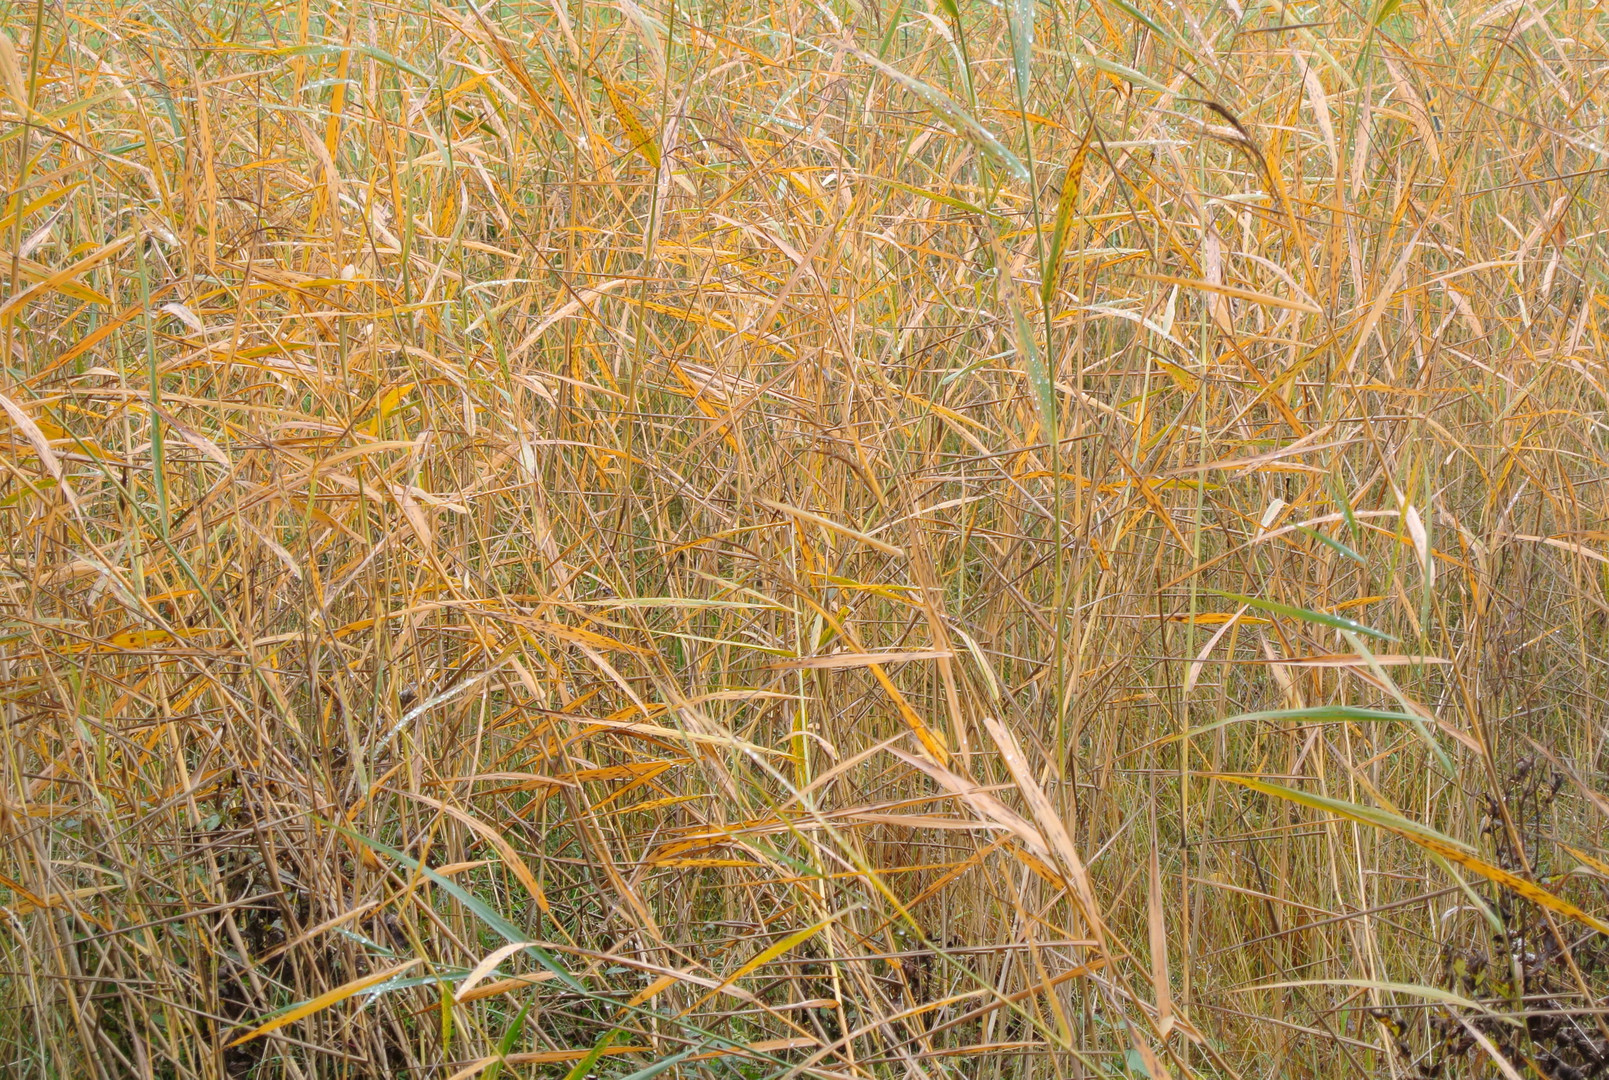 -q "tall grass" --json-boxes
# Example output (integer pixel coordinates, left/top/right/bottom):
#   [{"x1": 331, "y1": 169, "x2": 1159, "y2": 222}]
[{"x1": 2, "y1": 0, "x2": 1608, "y2": 1076}]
